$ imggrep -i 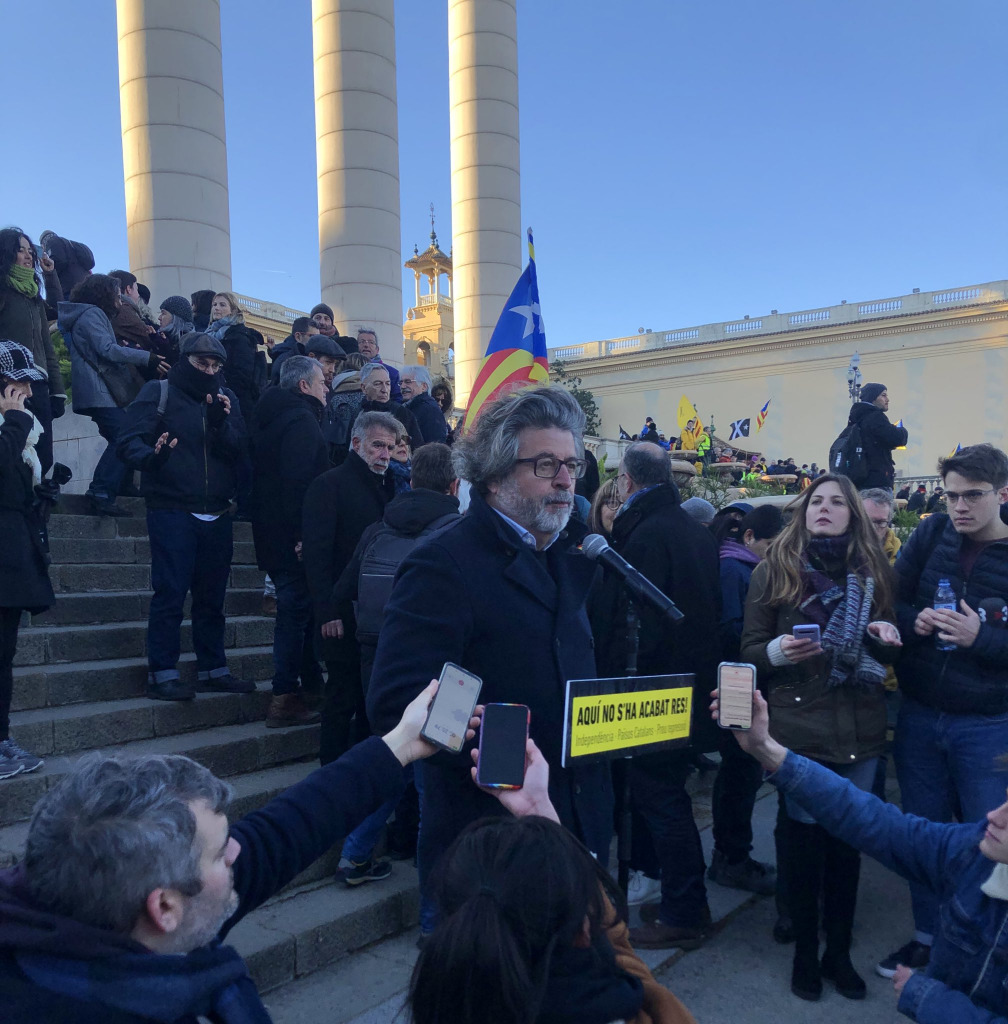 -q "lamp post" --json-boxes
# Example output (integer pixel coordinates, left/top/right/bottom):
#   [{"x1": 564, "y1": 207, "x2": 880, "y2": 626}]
[{"x1": 847, "y1": 352, "x2": 862, "y2": 403}]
